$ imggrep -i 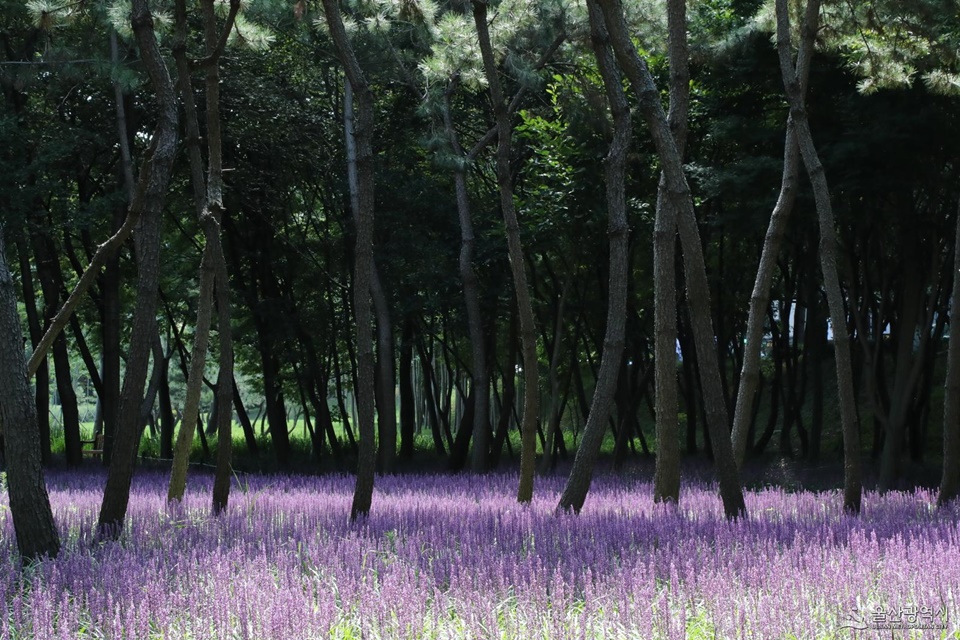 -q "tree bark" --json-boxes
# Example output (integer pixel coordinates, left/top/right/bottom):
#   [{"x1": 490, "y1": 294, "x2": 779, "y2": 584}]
[
  {"x1": 557, "y1": 0, "x2": 631, "y2": 514},
  {"x1": 98, "y1": 0, "x2": 181, "y2": 536},
  {"x1": 471, "y1": 0, "x2": 541, "y2": 503},
  {"x1": 596, "y1": 0, "x2": 746, "y2": 519},
  {"x1": 652, "y1": 0, "x2": 689, "y2": 505},
  {"x1": 322, "y1": 0, "x2": 377, "y2": 520},
  {"x1": 775, "y1": 0, "x2": 861, "y2": 514},
  {"x1": 0, "y1": 228, "x2": 60, "y2": 561}
]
